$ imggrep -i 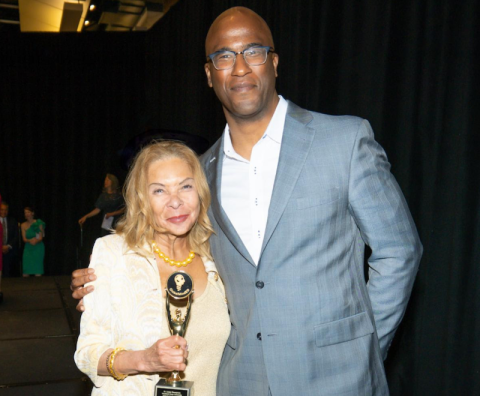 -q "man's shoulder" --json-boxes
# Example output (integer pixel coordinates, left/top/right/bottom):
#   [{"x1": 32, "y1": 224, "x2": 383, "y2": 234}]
[
  {"x1": 287, "y1": 101, "x2": 364, "y2": 131},
  {"x1": 200, "y1": 135, "x2": 223, "y2": 167}
]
